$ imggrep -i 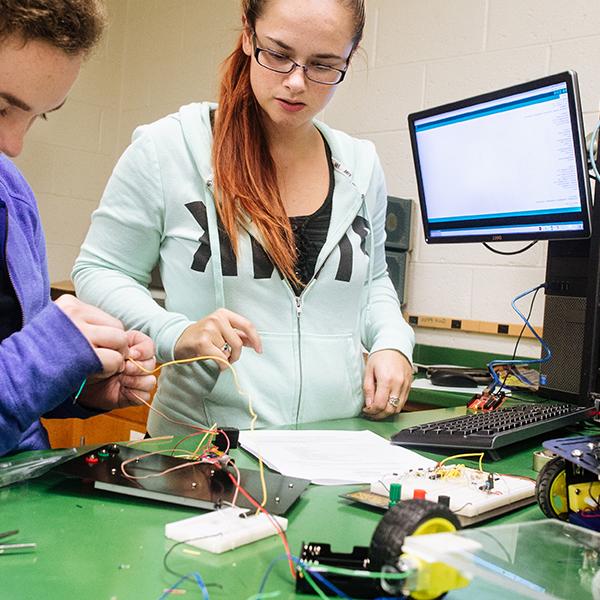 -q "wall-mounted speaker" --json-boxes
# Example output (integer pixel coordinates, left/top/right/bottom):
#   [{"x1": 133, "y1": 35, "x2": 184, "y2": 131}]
[
  {"x1": 385, "y1": 196, "x2": 412, "y2": 251},
  {"x1": 385, "y1": 250, "x2": 408, "y2": 304}
]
